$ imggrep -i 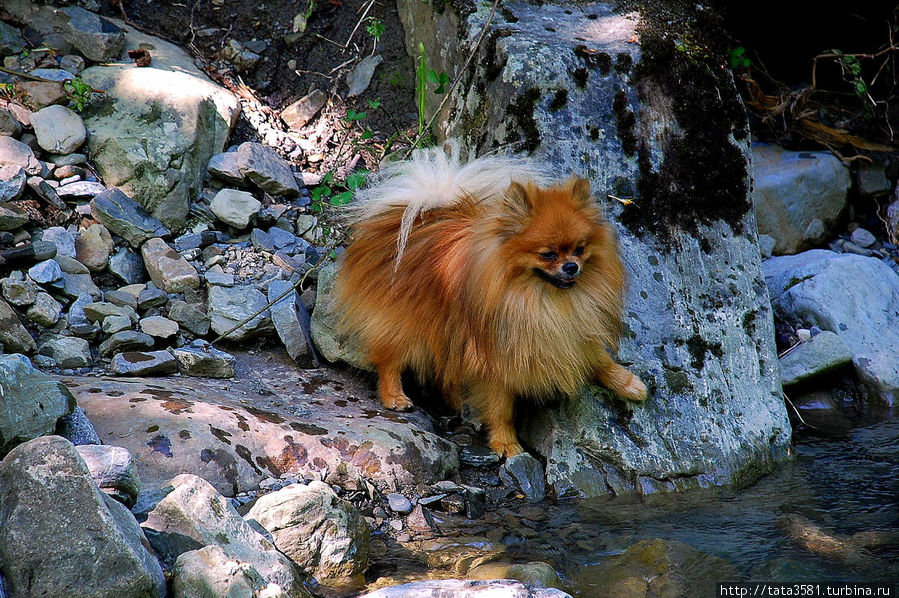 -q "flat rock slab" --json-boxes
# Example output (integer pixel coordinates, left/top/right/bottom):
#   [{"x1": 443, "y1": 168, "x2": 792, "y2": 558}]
[{"x1": 62, "y1": 352, "x2": 458, "y2": 496}]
